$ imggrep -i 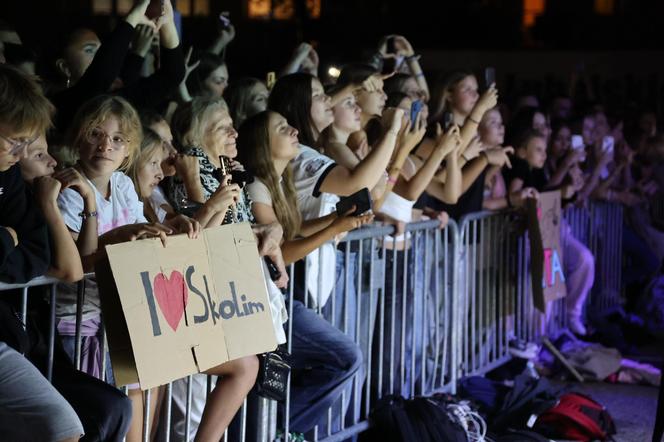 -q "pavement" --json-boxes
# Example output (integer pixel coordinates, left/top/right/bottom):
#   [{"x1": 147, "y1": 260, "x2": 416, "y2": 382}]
[{"x1": 554, "y1": 381, "x2": 659, "y2": 442}]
